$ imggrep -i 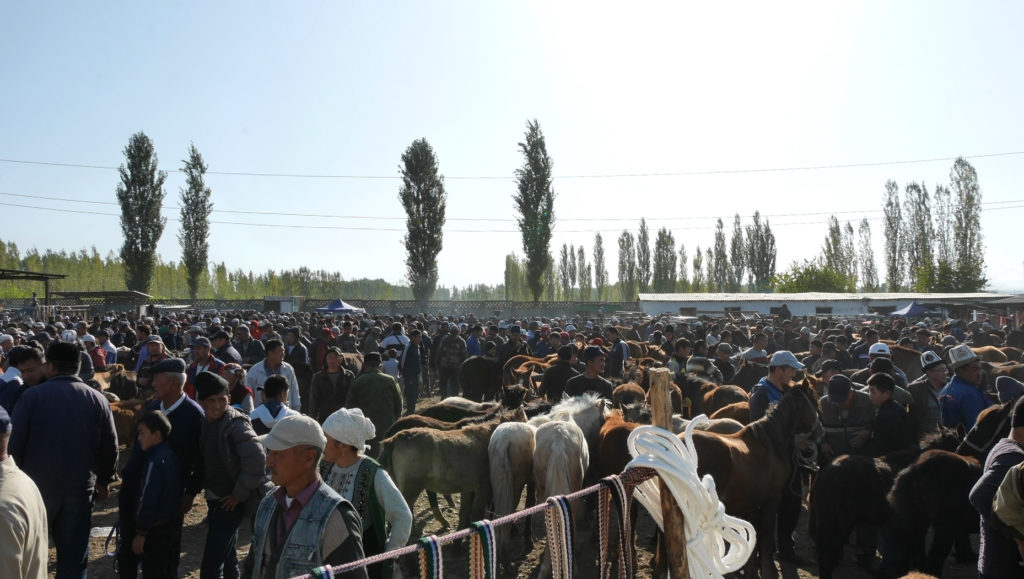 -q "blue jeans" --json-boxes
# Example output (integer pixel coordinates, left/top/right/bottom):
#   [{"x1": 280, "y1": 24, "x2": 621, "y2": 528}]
[
  {"x1": 44, "y1": 494, "x2": 94, "y2": 579},
  {"x1": 403, "y1": 374, "x2": 420, "y2": 414},
  {"x1": 201, "y1": 499, "x2": 246, "y2": 579}
]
